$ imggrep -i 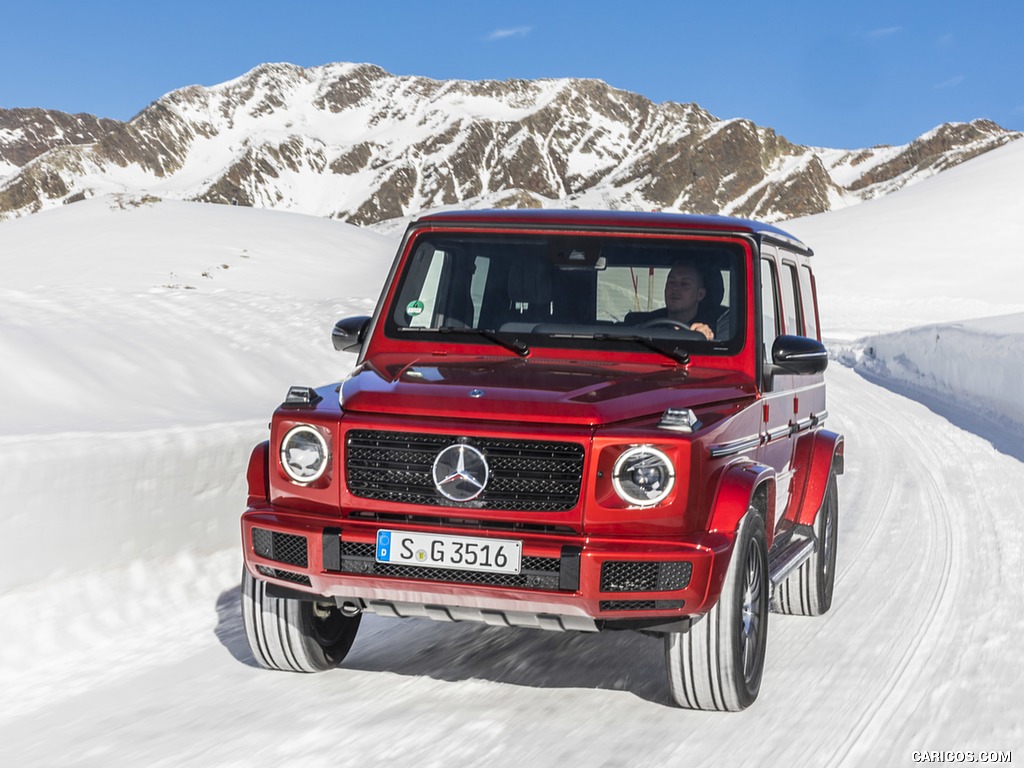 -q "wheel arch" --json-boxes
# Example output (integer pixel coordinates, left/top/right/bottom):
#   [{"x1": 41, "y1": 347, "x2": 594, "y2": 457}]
[
  {"x1": 246, "y1": 440, "x2": 271, "y2": 504},
  {"x1": 789, "y1": 429, "x2": 844, "y2": 528},
  {"x1": 706, "y1": 460, "x2": 776, "y2": 541}
]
